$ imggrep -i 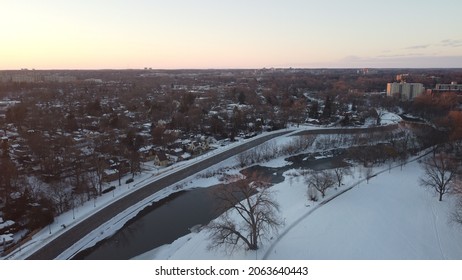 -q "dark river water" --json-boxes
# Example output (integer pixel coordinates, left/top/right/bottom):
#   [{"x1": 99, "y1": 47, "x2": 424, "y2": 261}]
[
  {"x1": 73, "y1": 151, "x2": 348, "y2": 260},
  {"x1": 73, "y1": 186, "x2": 225, "y2": 260}
]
